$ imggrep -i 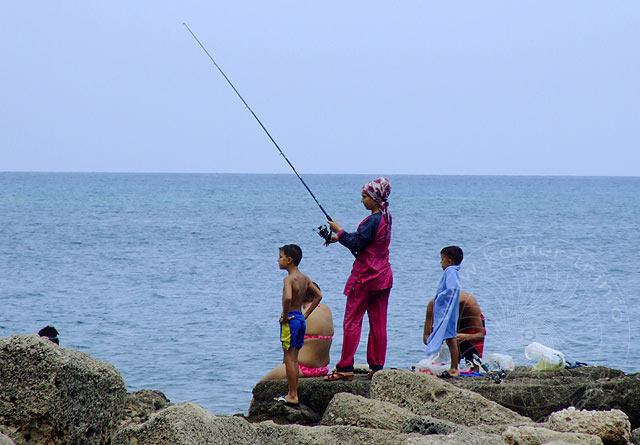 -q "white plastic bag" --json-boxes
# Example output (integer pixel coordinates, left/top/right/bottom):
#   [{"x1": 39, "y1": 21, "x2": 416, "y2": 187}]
[{"x1": 414, "y1": 344, "x2": 450, "y2": 376}]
